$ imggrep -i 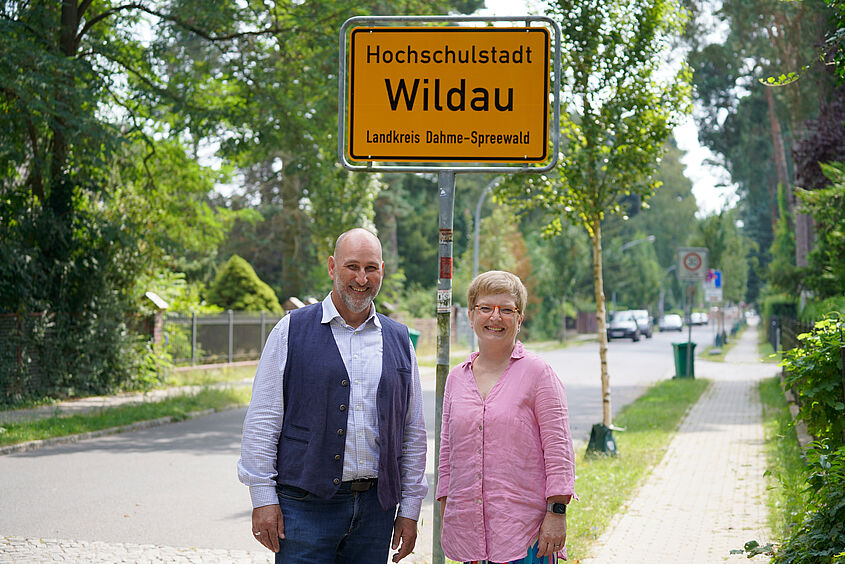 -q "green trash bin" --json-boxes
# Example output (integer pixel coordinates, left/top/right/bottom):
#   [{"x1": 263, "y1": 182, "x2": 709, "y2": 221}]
[
  {"x1": 408, "y1": 328, "x2": 421, "y2": 349},
  {"x1": 672, "y1": 342, "x2": 696, "y2": 378}
]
